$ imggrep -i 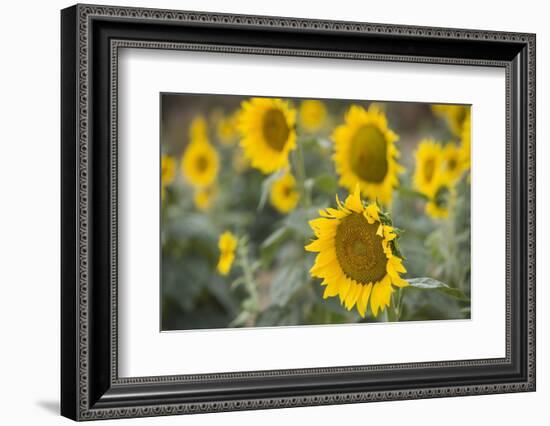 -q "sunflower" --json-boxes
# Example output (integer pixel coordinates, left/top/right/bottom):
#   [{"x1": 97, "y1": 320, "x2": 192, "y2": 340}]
[
  {"x1": 181, "y1": 118, "x2": 219, "y2": 187},
  {"x1": 237, "y1": 97, "x2": 297, "y2": 174},
  {"x1": 305, "y1": 186, "x2": 408, "y2": 318},
  {"x1": 161, "y1": 155, "x2": 176, "y2": 201},
  {"x1": 194, "y1": 185, "x2": 218, "y2": 211},
  {"x1": 270, "y1": 172, "x2": 300, "y2": 213},
  {"x1": 299, "y1": 99, "x2": 327, "y2": 132},
  {"x1": 431, "y1": 104, "x2": 471, "y2": 137},
  {"x1": 413, "y1": 139, "x2": 443, "y2": 198},
  {"x1": 441, "y1": 142, "x2": 463, "y2": 183},
  {"x1": 217, "y1": 231, "x2": 237, "y2": 276},
  {"x1": 189, "y1": 116, "x2": 208, "y2": 142},
  {"x1": 425, "y1": 175, "x2": 456, "y2": 219},
  {"x1": 332, "y1": 105, "x2": 403, "y2": 206},
  {"x1": 217, "y1": 111, "x2": 239, "y2": 146}
]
